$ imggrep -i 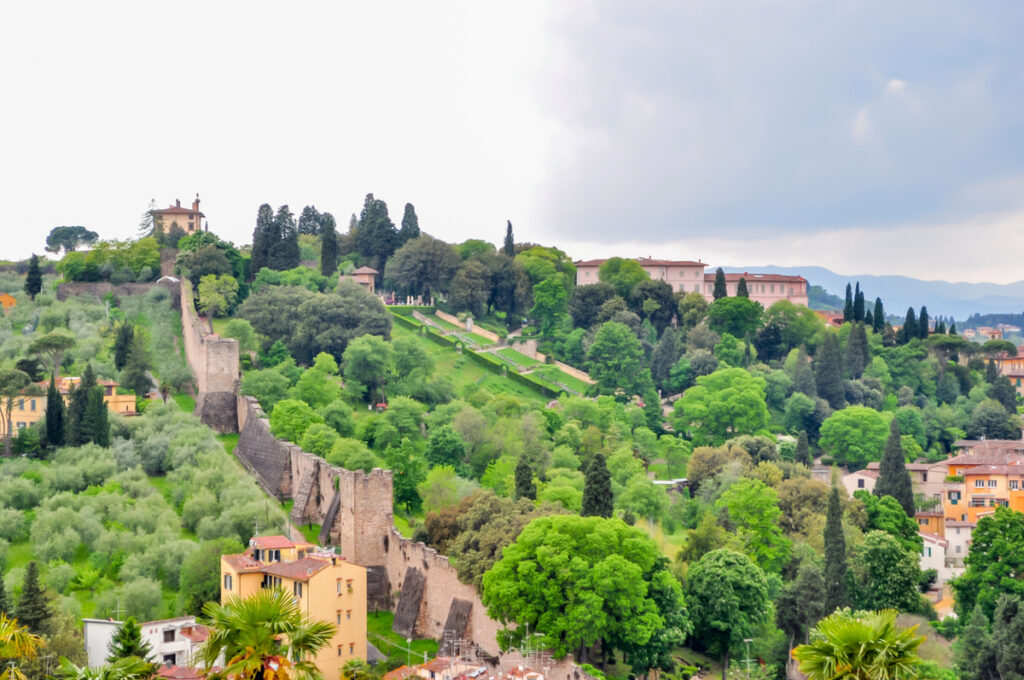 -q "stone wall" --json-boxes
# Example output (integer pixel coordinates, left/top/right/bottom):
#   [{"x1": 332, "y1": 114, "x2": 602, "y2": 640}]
[
  {"x1": 179, "y1": 280, "x2": 239, "y2": 432},
  {"x1": 56, "y1": 281, "x2": 177, "y2": 304}
]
